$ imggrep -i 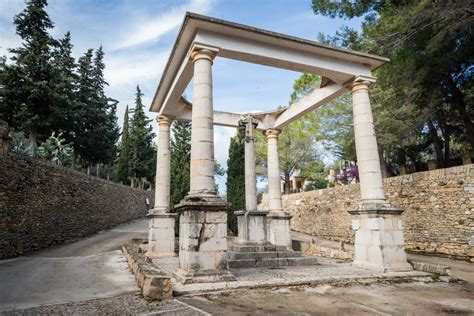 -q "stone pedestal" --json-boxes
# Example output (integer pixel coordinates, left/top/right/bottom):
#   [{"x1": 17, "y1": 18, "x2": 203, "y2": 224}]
[
  {"x1": 236, "y1": 210, "x2": 269, "y2": 245},
  {"x1": 349, "y1": 203, "x2": 412, "y2": 272},
  {"x1": 146, "y1": 212, "x2": 178, "y2": 258},
  {"x1": 267, "y1": 212, "x2": 293, "y2": 249},
  {"x1": 173, "y1": 195, "x2": 235, "y2": 284}
]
